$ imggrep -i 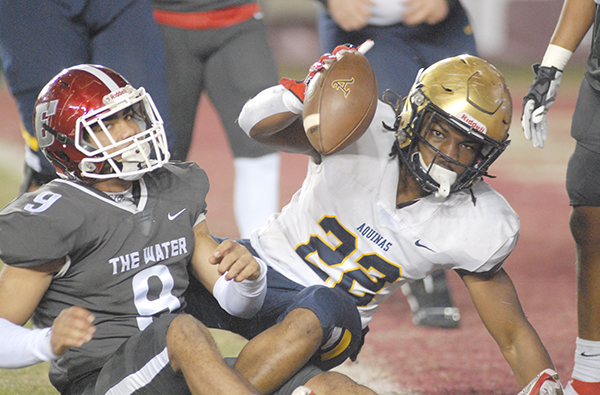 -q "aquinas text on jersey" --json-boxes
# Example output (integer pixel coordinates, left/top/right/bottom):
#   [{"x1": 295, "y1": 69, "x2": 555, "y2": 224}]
[
  {"x1": 356, "y1": 223, "x2": 392, "y2": 251},
  {"x1": 108, "y1": 237, "x2": 188, "y2": 275}
]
